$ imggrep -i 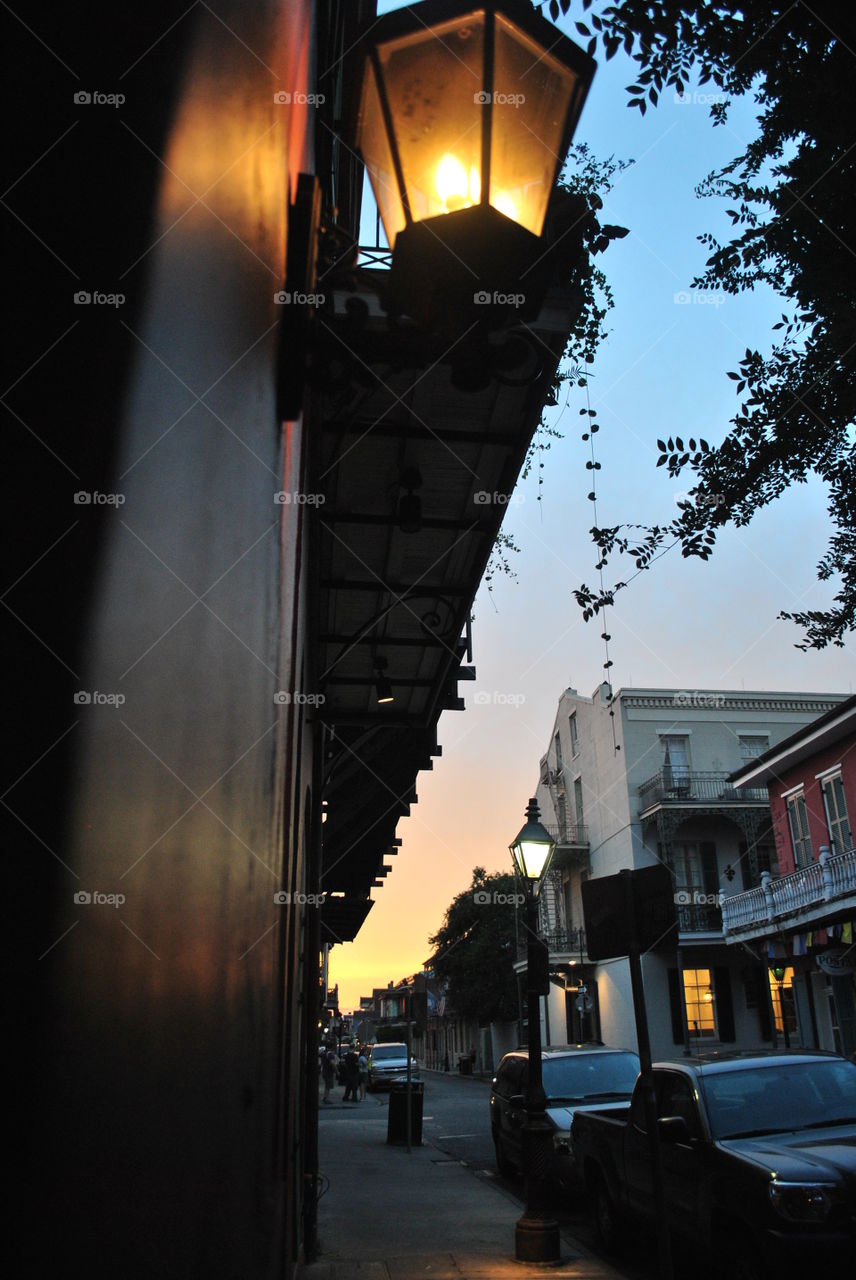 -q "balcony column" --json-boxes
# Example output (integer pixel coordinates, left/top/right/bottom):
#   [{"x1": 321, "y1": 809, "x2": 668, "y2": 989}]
[
  {"x1": 761, "y1": 870, "x2": 774, "y2": 922},
  {"x1": 819, "y1": 845, "x2": 833, "y2": 900}
]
